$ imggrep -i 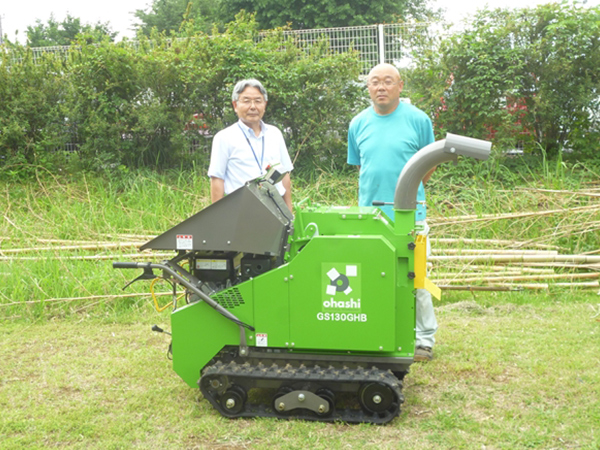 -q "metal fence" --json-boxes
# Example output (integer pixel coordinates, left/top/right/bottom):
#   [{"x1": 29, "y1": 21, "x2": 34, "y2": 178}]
[
  {"x1": 253, "y1": 23, "x2": 433, "y2": 72},
  {"x1": 8, "y1": 23, "x2": 435, "y2": 155},
  {"x1": 264, "y1": 23, "x2": 433, "y2": 73},
  {"x1": 16, "y1": 23, "x2": 434, "y2": 73}
]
